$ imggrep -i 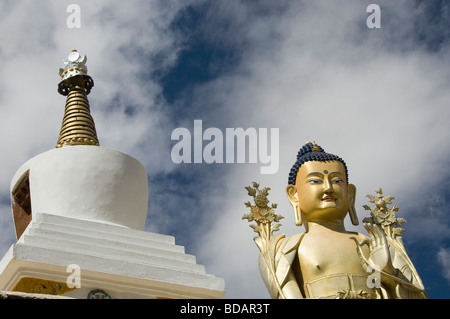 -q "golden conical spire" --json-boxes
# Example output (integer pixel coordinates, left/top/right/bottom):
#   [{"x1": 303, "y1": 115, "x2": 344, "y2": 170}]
[{"x1": 55, "y1": 50, "x2": 99, "y2": 148}]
